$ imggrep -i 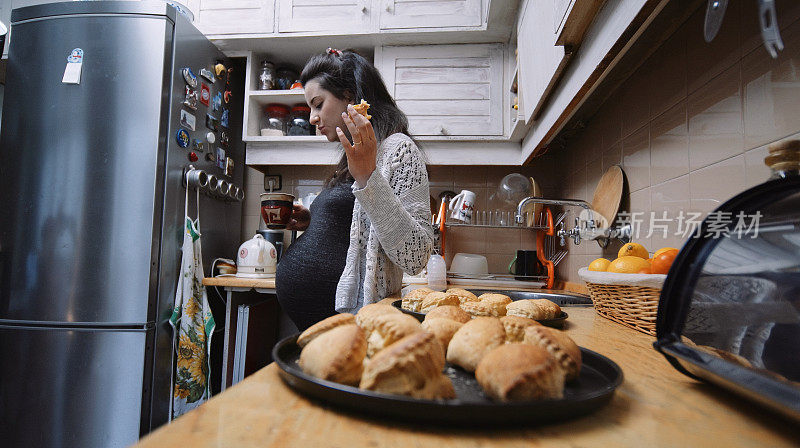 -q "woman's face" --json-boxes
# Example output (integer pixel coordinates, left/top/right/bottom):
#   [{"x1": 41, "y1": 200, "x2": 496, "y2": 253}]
[{"x1": 304, "y1": 79, "x2": 352, "y2": 142}]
